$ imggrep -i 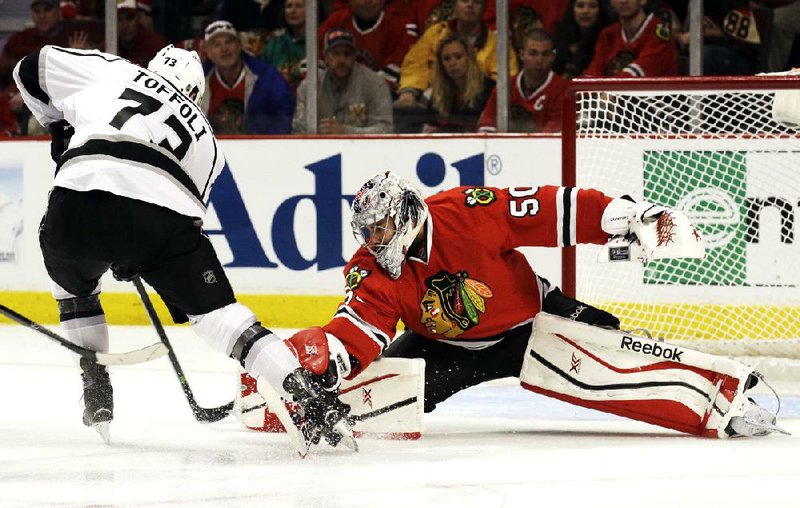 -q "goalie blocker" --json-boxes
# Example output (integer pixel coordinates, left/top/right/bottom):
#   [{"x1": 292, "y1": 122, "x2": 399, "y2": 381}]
[{"x1": 522, "y1": 313, "x2": 787, "y2": 438}]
